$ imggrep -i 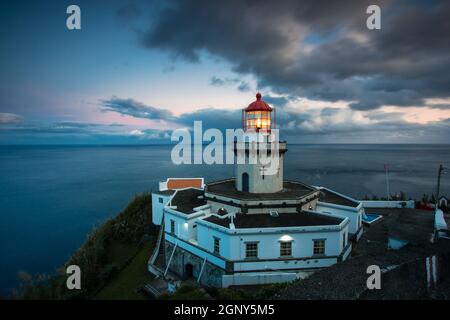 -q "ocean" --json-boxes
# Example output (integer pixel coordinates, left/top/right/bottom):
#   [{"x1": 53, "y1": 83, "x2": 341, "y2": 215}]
[{"x1": 0, "y1": 144, "x2": 449, "y2": 295}]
